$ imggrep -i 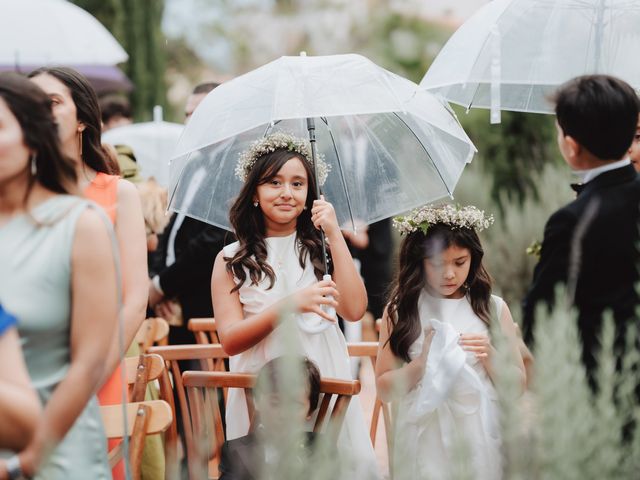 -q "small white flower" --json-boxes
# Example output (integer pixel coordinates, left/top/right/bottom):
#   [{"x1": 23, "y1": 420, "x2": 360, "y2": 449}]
[
  {"x1": 235, "y1": 132, "x2": 331, "y2": 185},
  {"x1": 393, "y1": 204, "x2": 494, "y2": 235}
]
